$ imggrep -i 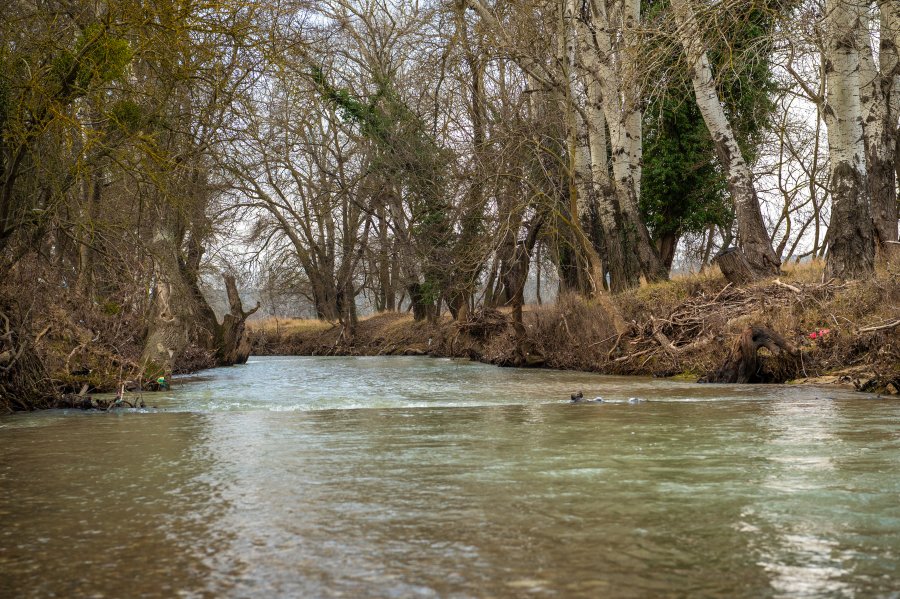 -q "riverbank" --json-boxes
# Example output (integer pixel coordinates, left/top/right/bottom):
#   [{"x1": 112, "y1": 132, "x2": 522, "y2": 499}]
[{"x1": 250, "y1": 263, "x2": 899, "y2": 394}]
